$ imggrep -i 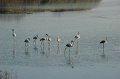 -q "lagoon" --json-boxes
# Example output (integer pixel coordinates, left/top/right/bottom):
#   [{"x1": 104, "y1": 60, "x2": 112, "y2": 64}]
[{"x1": 0, "y1": 0, "x2": 120, "y2": 79}]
